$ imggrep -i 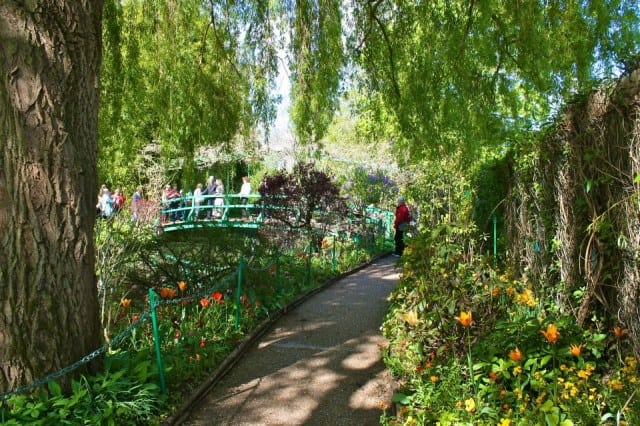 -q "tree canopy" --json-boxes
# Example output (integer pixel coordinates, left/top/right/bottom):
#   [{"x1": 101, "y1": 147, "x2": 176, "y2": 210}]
[{"x1": 98, "y1": 0, "x2": 640, "y2": 180}]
